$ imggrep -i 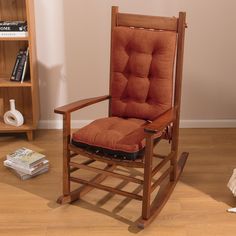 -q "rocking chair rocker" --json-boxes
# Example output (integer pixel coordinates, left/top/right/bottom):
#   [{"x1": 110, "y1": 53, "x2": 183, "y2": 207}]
[{"x1": 55, "y1": 6, "x2": 188, "y2": 229}]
